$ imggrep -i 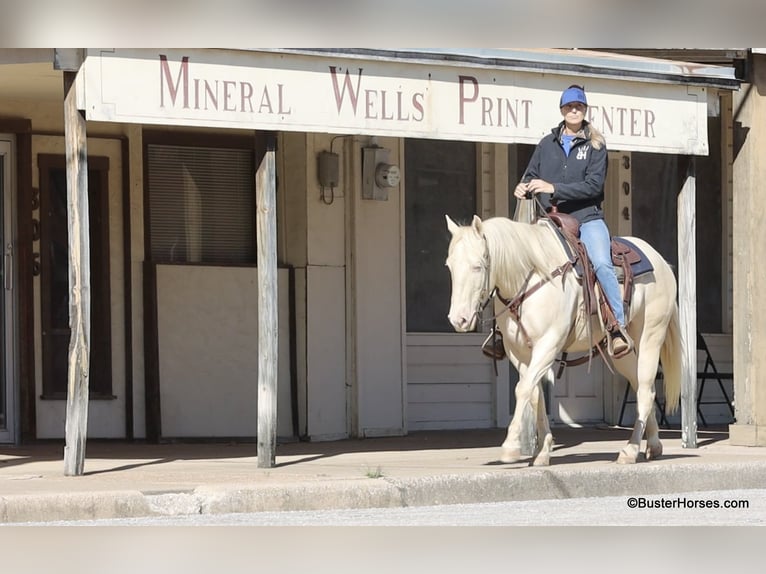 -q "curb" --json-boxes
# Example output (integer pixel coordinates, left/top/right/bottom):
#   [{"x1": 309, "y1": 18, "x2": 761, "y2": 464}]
[
  {"x1": 0, "y1": 491, "x2": 152, "y2": 524},
  {"x1": 2, "y1": 461, "x2": 766, "y2": 524}
]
